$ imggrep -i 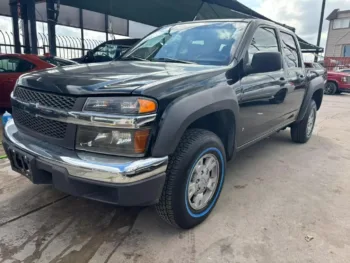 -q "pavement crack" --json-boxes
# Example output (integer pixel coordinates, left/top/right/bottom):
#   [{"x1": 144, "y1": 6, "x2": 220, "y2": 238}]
[{"x1": 0, "y1": 195, "x2": 70, "y2": 227}]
